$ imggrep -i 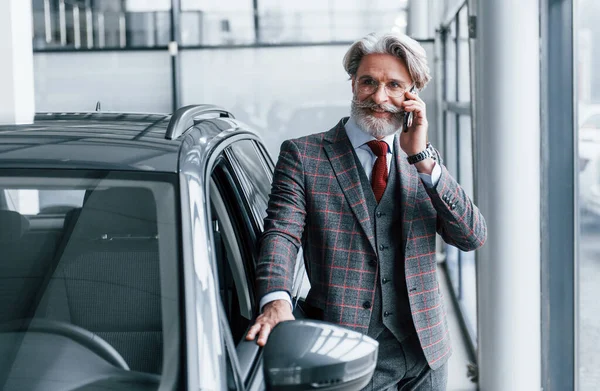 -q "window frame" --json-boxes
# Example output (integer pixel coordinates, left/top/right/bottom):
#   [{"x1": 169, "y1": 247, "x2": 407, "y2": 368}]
[
  {"x1": 540, "y1": 0, "x2": 576, "y2": 389},
  {"x1": 437, "y1": 0, "x2": 479, "y2": 357},
  {"x1": 198, "y1": 132, "x2": 272, "y2": 389},
  {"x1": 211, "y1": 157, "x2": 259, "y2": 308}
]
